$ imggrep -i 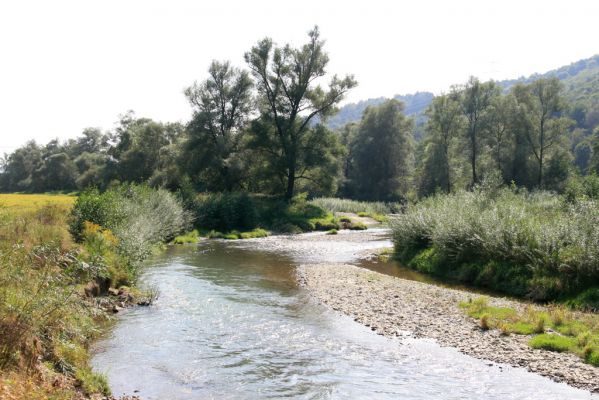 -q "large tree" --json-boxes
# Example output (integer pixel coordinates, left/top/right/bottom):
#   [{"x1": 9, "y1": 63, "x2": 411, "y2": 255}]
[
  {"x1": 423, "y1": 94, "x2": 463, "y2": 193},
  {"x1": 455, "y1": 77, "x2": 499, "y2": 187},
  {"x1": 349, "y1": 100, "x2": 413, "y2": 201},
  {"x1": 245, "y1": 26, "x2": 356, "y2": 200},
  {"x1": 513, "y1": 78, "x2": 573, "y2": 187},
  {"x1": 183, "y1": 60, "x2": 253, "y2": 191}
]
